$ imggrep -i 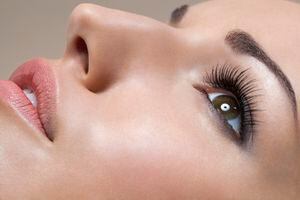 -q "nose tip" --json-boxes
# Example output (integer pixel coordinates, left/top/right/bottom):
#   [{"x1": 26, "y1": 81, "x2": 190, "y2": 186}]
[
  {"x1": 65, "y1": 4, "x2": 116, "y2": 92},
  {"x1": 66, "y1": 3, "x2": 99, "y2": 43},
  {"x1": 64, "y1": 3, "x2": 179, "y2": 93},
  {"x1": 65, "y1": 3, "x2": 136, "y2": 92},
  {"x1": 65, "y1": 3, "x2": 149, "y2": 92}
]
